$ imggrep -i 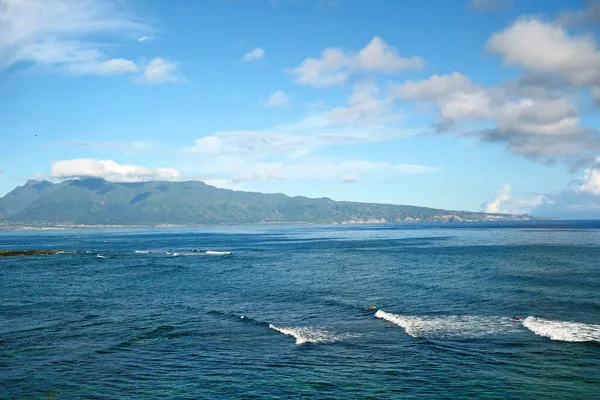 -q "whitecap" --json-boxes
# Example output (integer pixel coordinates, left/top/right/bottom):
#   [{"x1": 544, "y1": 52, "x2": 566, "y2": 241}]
[
  {"x1": 134, "y1": 250, "x2": 151, "y2": 254},
  {"x1": 375, "y1": 310, "x2": 517, "y2": 339},
  {"x1": 205, "y1": 251, "x2": 232, "y2": 255},
  {"x1": 269, "y1": 324, "x2": 350, "y2": 345},
  {"x1": 522, "y1": 316, "x2": 600, "y2": 343}
]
